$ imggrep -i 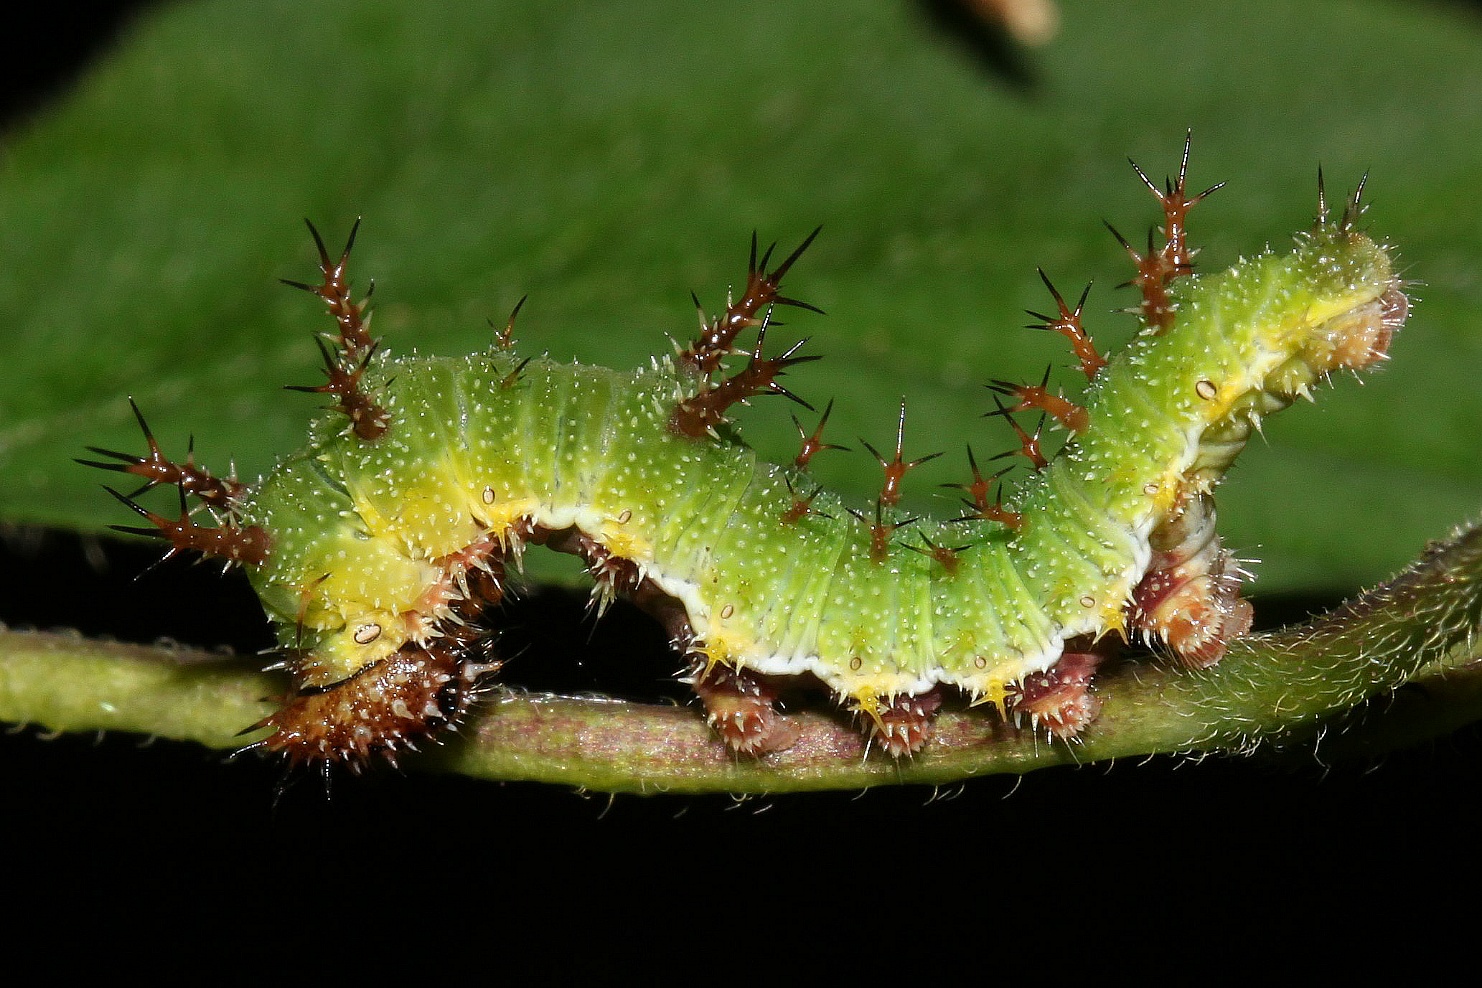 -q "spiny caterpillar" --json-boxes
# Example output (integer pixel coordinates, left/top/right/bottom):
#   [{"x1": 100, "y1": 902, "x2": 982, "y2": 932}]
[{"x1": 87, "y1": 139, "x2": 1408, "y2": 775}]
